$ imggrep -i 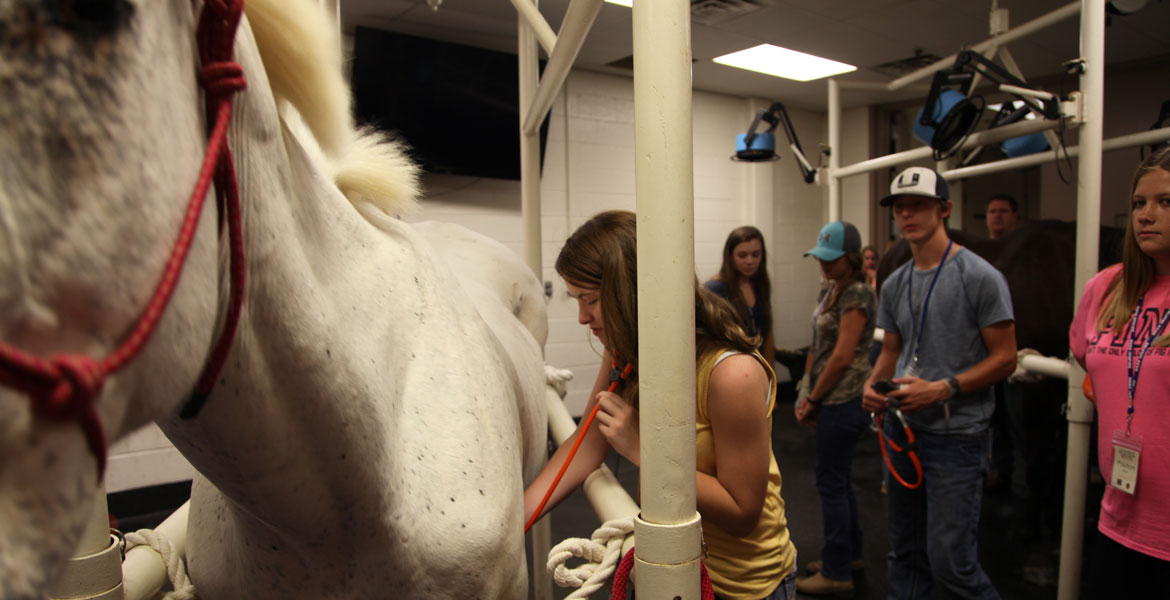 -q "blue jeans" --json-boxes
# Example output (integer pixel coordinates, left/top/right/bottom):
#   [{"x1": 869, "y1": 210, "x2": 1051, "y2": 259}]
[
  {"x1": 884, "y1": 424, "x2": 999, "y2": 600},
  {"x1": 814, "y1": 397, "x2": 870, "y2": 581}
]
